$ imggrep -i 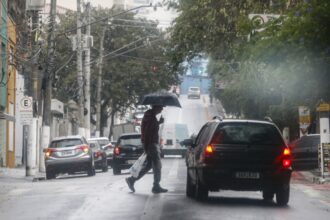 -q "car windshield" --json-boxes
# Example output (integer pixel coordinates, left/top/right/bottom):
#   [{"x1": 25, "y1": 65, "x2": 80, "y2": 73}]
[
  {"x1": 211, "y1": 123, "x2": 284, "y2": 146},
  {"x1": 50, "y1": 139, "x2": 83, "y2": 148},
  {"x1": 98, "y1": 140, "x2": 109, "y2": 146},
  {"x1": 119, "y1": 135, "x2": 142, "y2": 146}
]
